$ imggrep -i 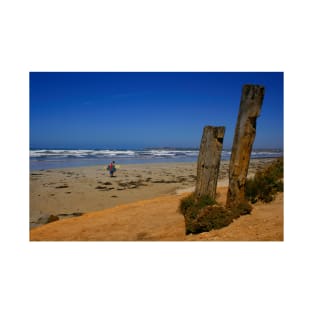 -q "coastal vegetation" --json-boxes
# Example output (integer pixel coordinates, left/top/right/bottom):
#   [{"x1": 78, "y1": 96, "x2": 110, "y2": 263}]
[
  {"x1": 179, "y1": 193, "x2": 252, "y2": 234},
  {"x1": 245, "y1": 157, "x2": 283, "y2": 203},
  {"x1": 180, "y1": 158, "x2": 283, "y2": 235}
]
